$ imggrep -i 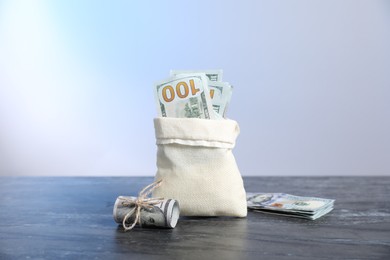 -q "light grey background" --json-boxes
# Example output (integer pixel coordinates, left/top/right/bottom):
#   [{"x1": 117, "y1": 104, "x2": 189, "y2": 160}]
[{"x1": 0, "y1": 0, "x2": 389, "y2": 176}]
